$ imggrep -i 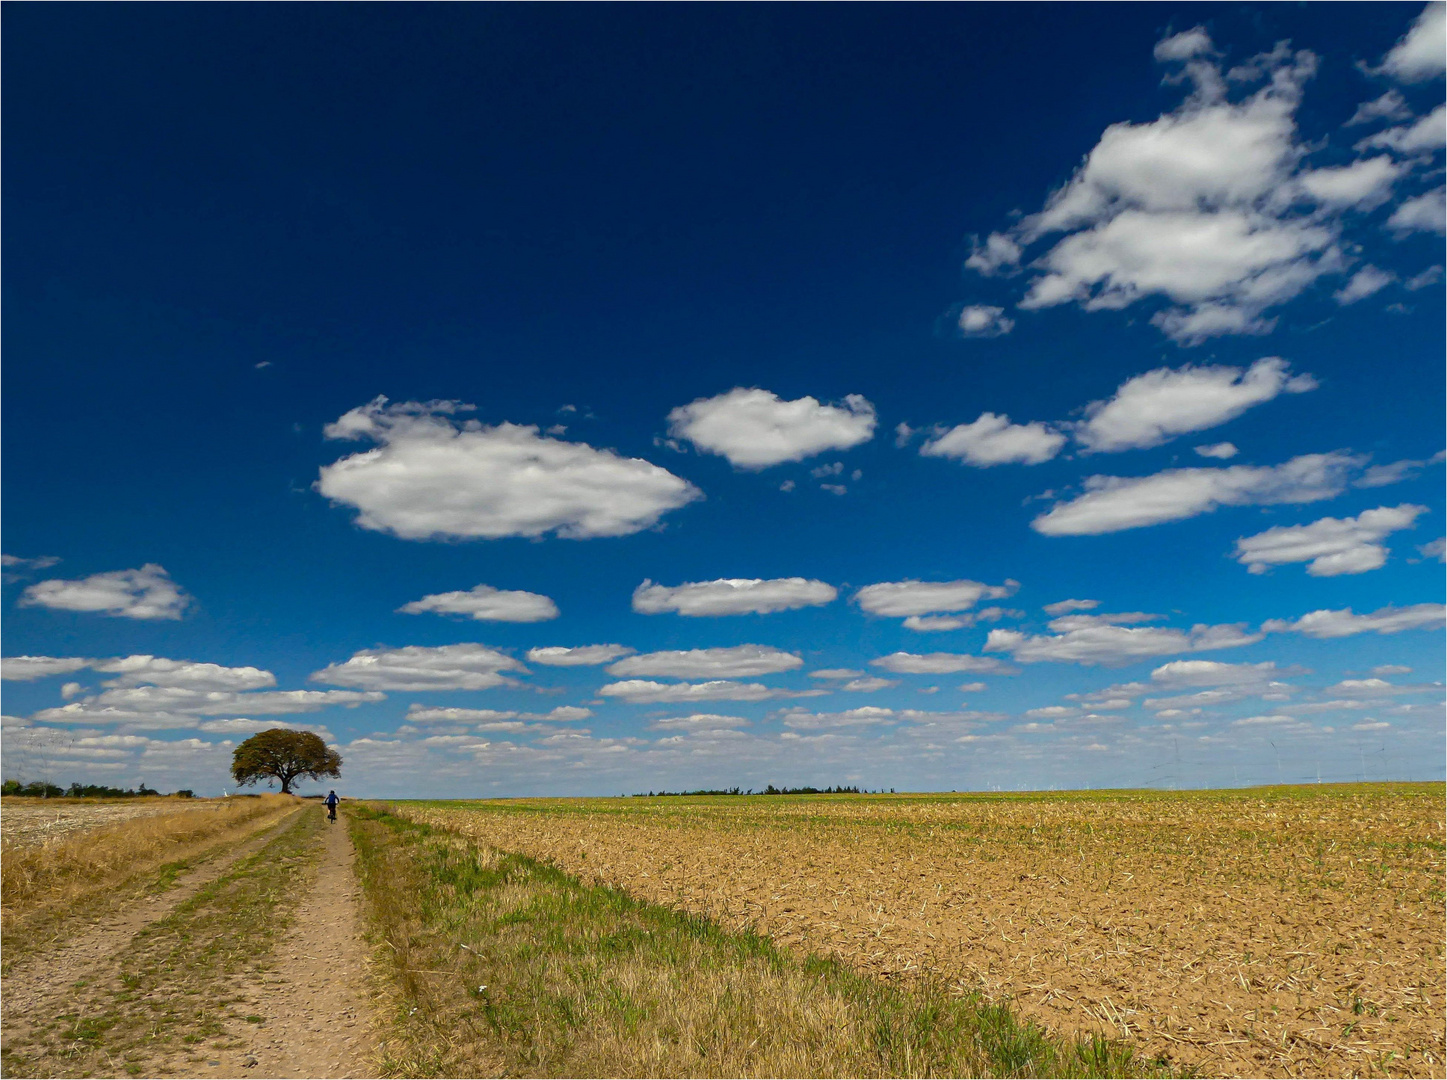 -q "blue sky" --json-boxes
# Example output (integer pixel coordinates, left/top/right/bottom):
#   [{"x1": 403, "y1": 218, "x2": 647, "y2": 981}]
[{"x1": 3, "y1": 3, "x2": 1443, "y2": 797}]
